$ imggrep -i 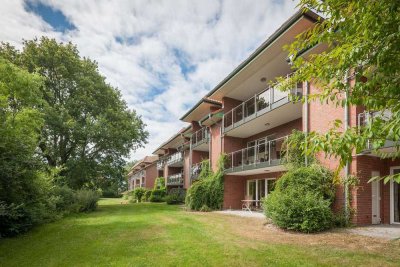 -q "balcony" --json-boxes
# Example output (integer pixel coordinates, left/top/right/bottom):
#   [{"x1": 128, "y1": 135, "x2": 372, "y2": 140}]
[
  {"x1": 224, "y1": 136, "x2": 288, "y2": 175},
  {"x1": 131, "y1": 170, "x2": 145, "y2": 180},
  {"x1": 140, "y1": 183, "x2": 145, "y2": 188},
  {"x1": 190, "y1": 160, "x2": 209, "y2": 180},
  {"x1": 157, "y1": 159, "x2": 165, "y2": 170},
  {"x1": 166, "y1": 172, "x2": 184, "y2": 186},
  {"x1": 223, "y1": 76, "x2": 302, "y2": 138},
  {"x1": 191, "y1": 127, "x2": 210, "y2": 151},
  {"x1": 166, "y1": 152, "x2": 184, "y2": 167},
  {"x1": 357, "y1": 111, "x2": 397, "y2": 154}
]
